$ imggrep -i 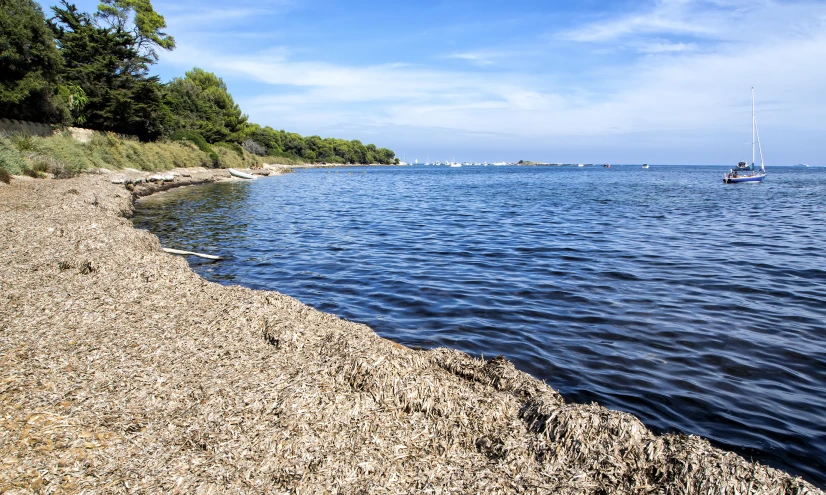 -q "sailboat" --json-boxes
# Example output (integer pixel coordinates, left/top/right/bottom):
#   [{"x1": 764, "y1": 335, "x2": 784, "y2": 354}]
[{"x1": 724, "y1": 88, "x2": 767, "y2": 184}]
